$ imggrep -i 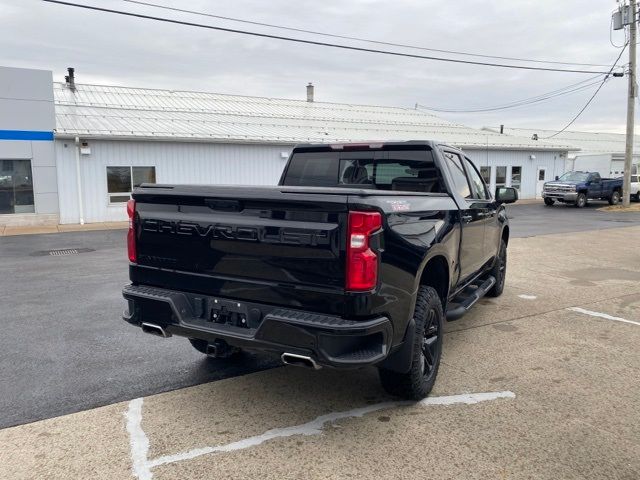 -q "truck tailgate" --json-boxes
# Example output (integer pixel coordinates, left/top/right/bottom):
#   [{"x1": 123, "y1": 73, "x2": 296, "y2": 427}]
[{"x1": 131, "y1": 185, "x2": 349, "y2": 309}]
